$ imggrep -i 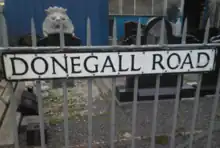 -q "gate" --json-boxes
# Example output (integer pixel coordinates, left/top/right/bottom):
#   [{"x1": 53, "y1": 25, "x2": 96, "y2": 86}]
[{"x1": 1, "y1": 3, "x2": 220, "y2": 148}]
